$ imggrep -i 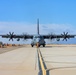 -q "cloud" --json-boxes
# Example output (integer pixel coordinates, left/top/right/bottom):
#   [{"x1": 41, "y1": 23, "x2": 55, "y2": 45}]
[
  {"x1": 41, "y1": 24, "x2": 76, "y2": 34},
  {"x1": 0, "y1": 22, "x2": 37, "y2": 34},
  {"x1": 0, "y1": 22, "x2": 75, "y2": 34},
  {"x1": 0, "y1": 21, "x2": 76, "y2": 44}
]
